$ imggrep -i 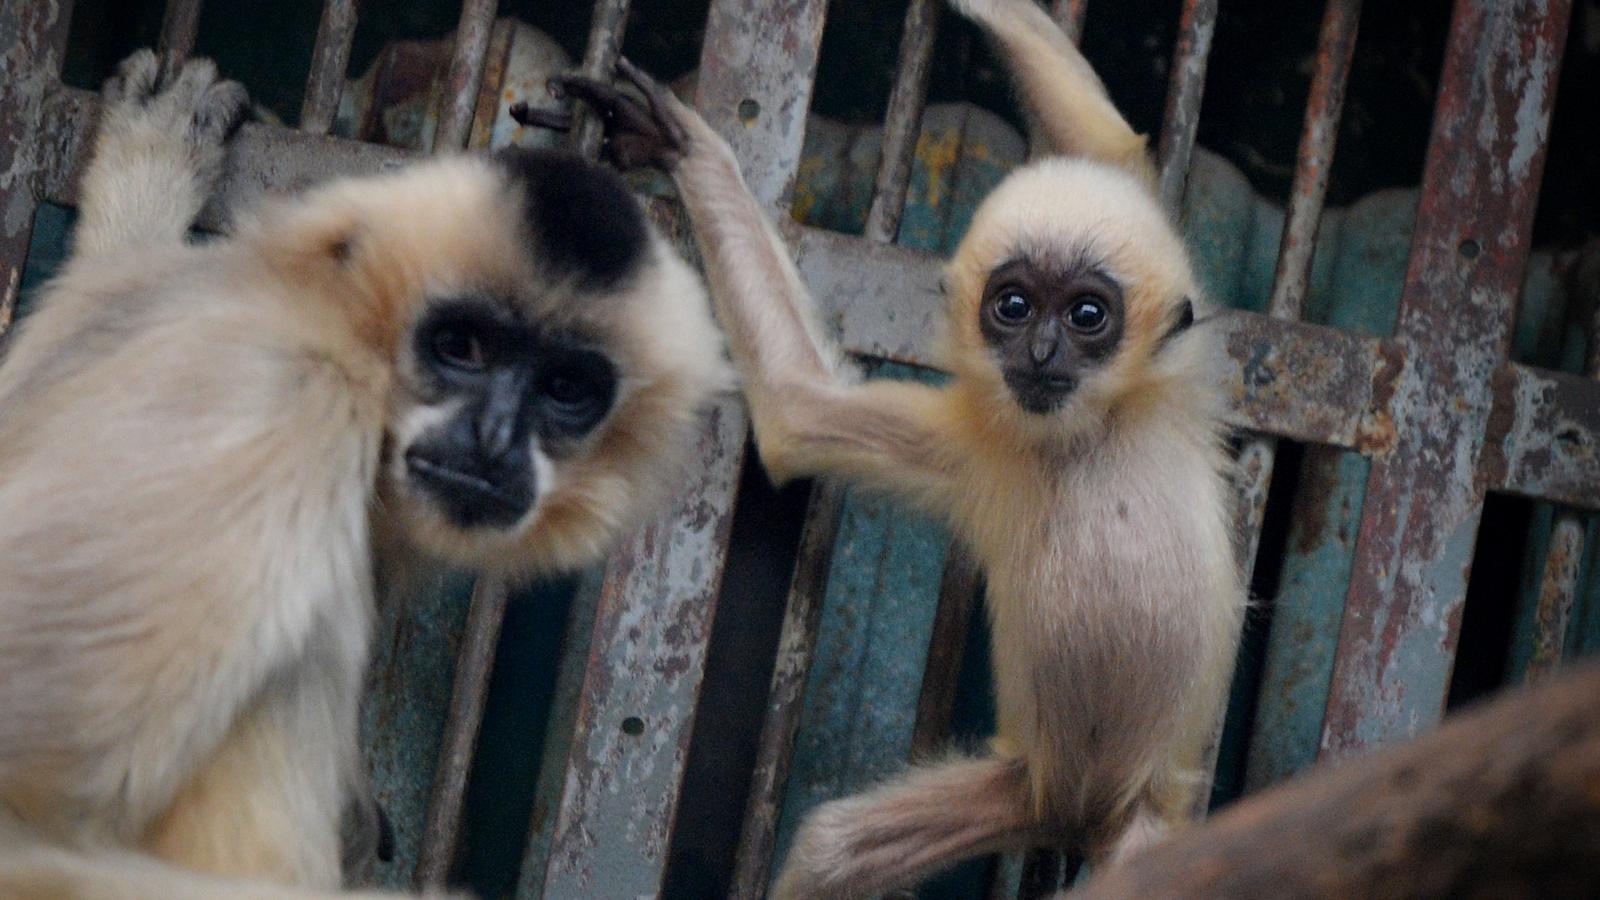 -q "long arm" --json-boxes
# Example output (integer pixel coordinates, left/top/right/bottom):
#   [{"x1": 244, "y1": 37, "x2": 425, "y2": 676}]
[
  {"x1": 950, "y1": 0, "x2": 1157, "y2": 188},
  {"x1": 541, "y1": 64, "x2": 957, "y2": 502},
  {"x1": 73, "y1": 50, "x2": 246, "y2": 258}
]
